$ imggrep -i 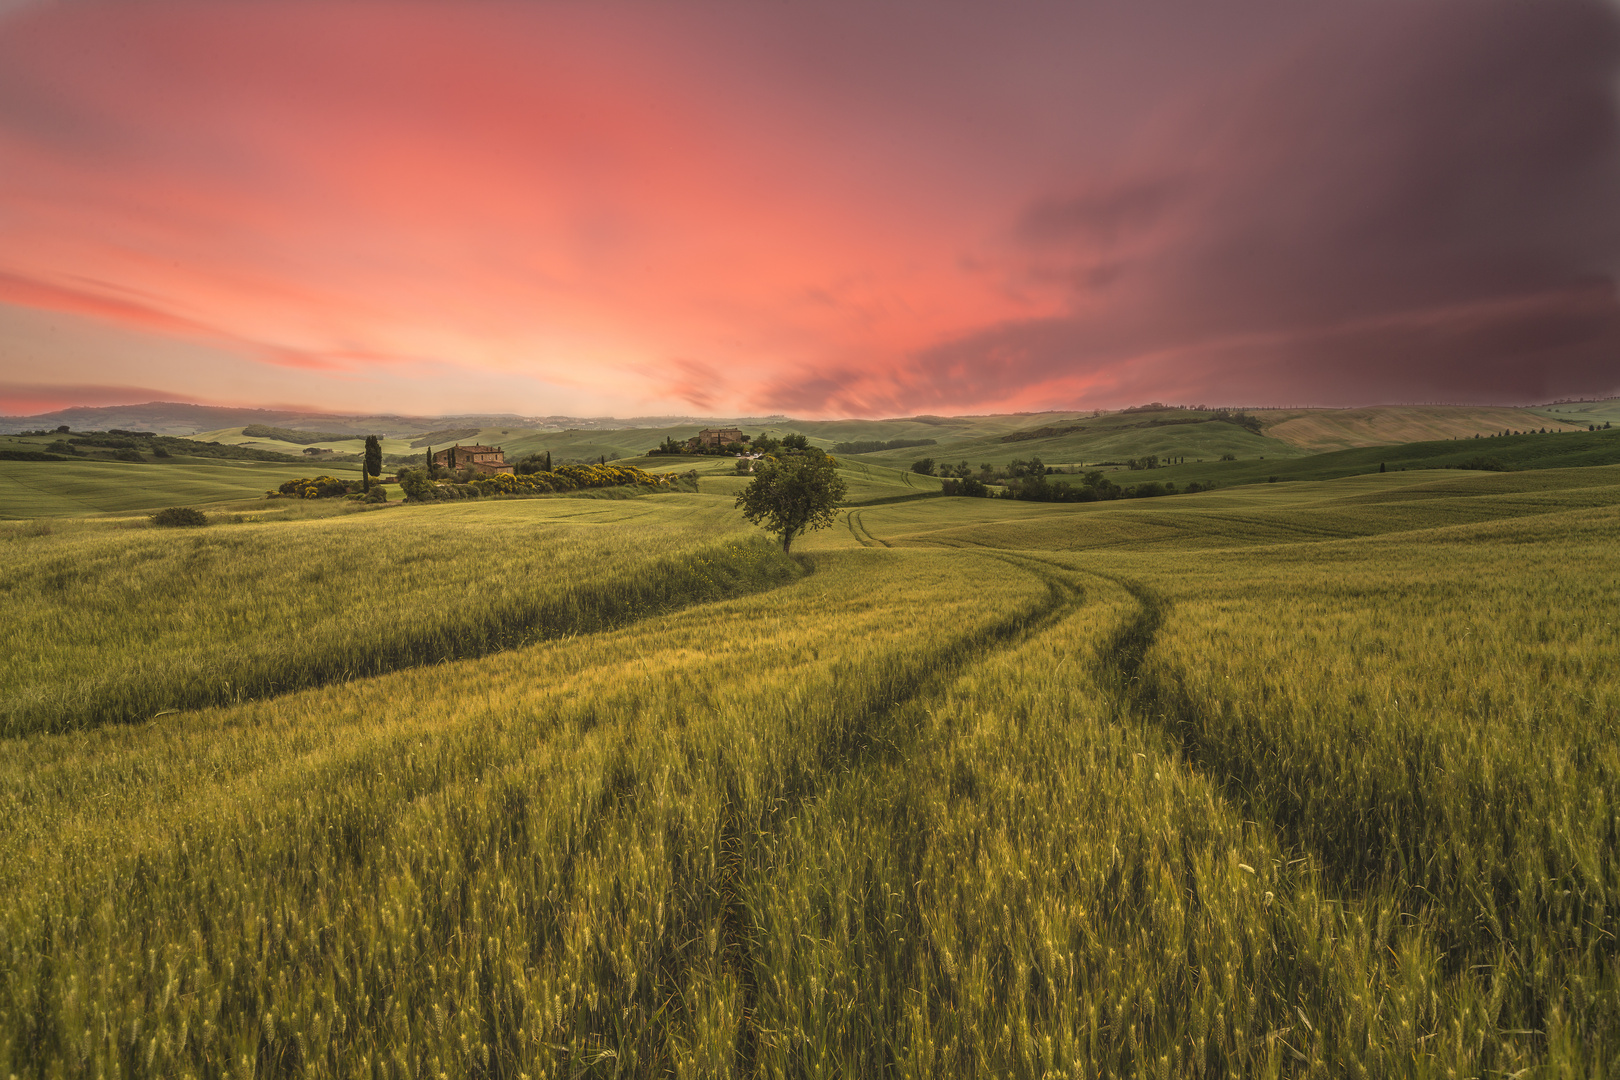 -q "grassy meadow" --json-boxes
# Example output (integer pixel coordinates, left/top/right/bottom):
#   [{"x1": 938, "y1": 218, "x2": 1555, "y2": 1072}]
[
  {"x1": 0, "y1": 497, "x2": 794, "y2": 736},
  {"x1": 2, "y1": 453, "x2": 1618, "y2": 1077},
  {"x1": 0, "y1": 457, "x2": 365, "y2": 520},
  {"x1": 1260, "y1": 405, "x2": 1591, "y2": 452}
]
